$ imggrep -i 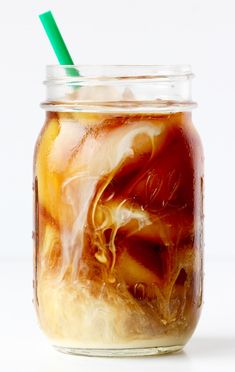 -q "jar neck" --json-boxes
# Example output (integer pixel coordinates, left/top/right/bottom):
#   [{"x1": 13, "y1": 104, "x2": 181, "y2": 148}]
[{"x1": 42, "y1": 65, "x2": 196, "y2": 113}]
